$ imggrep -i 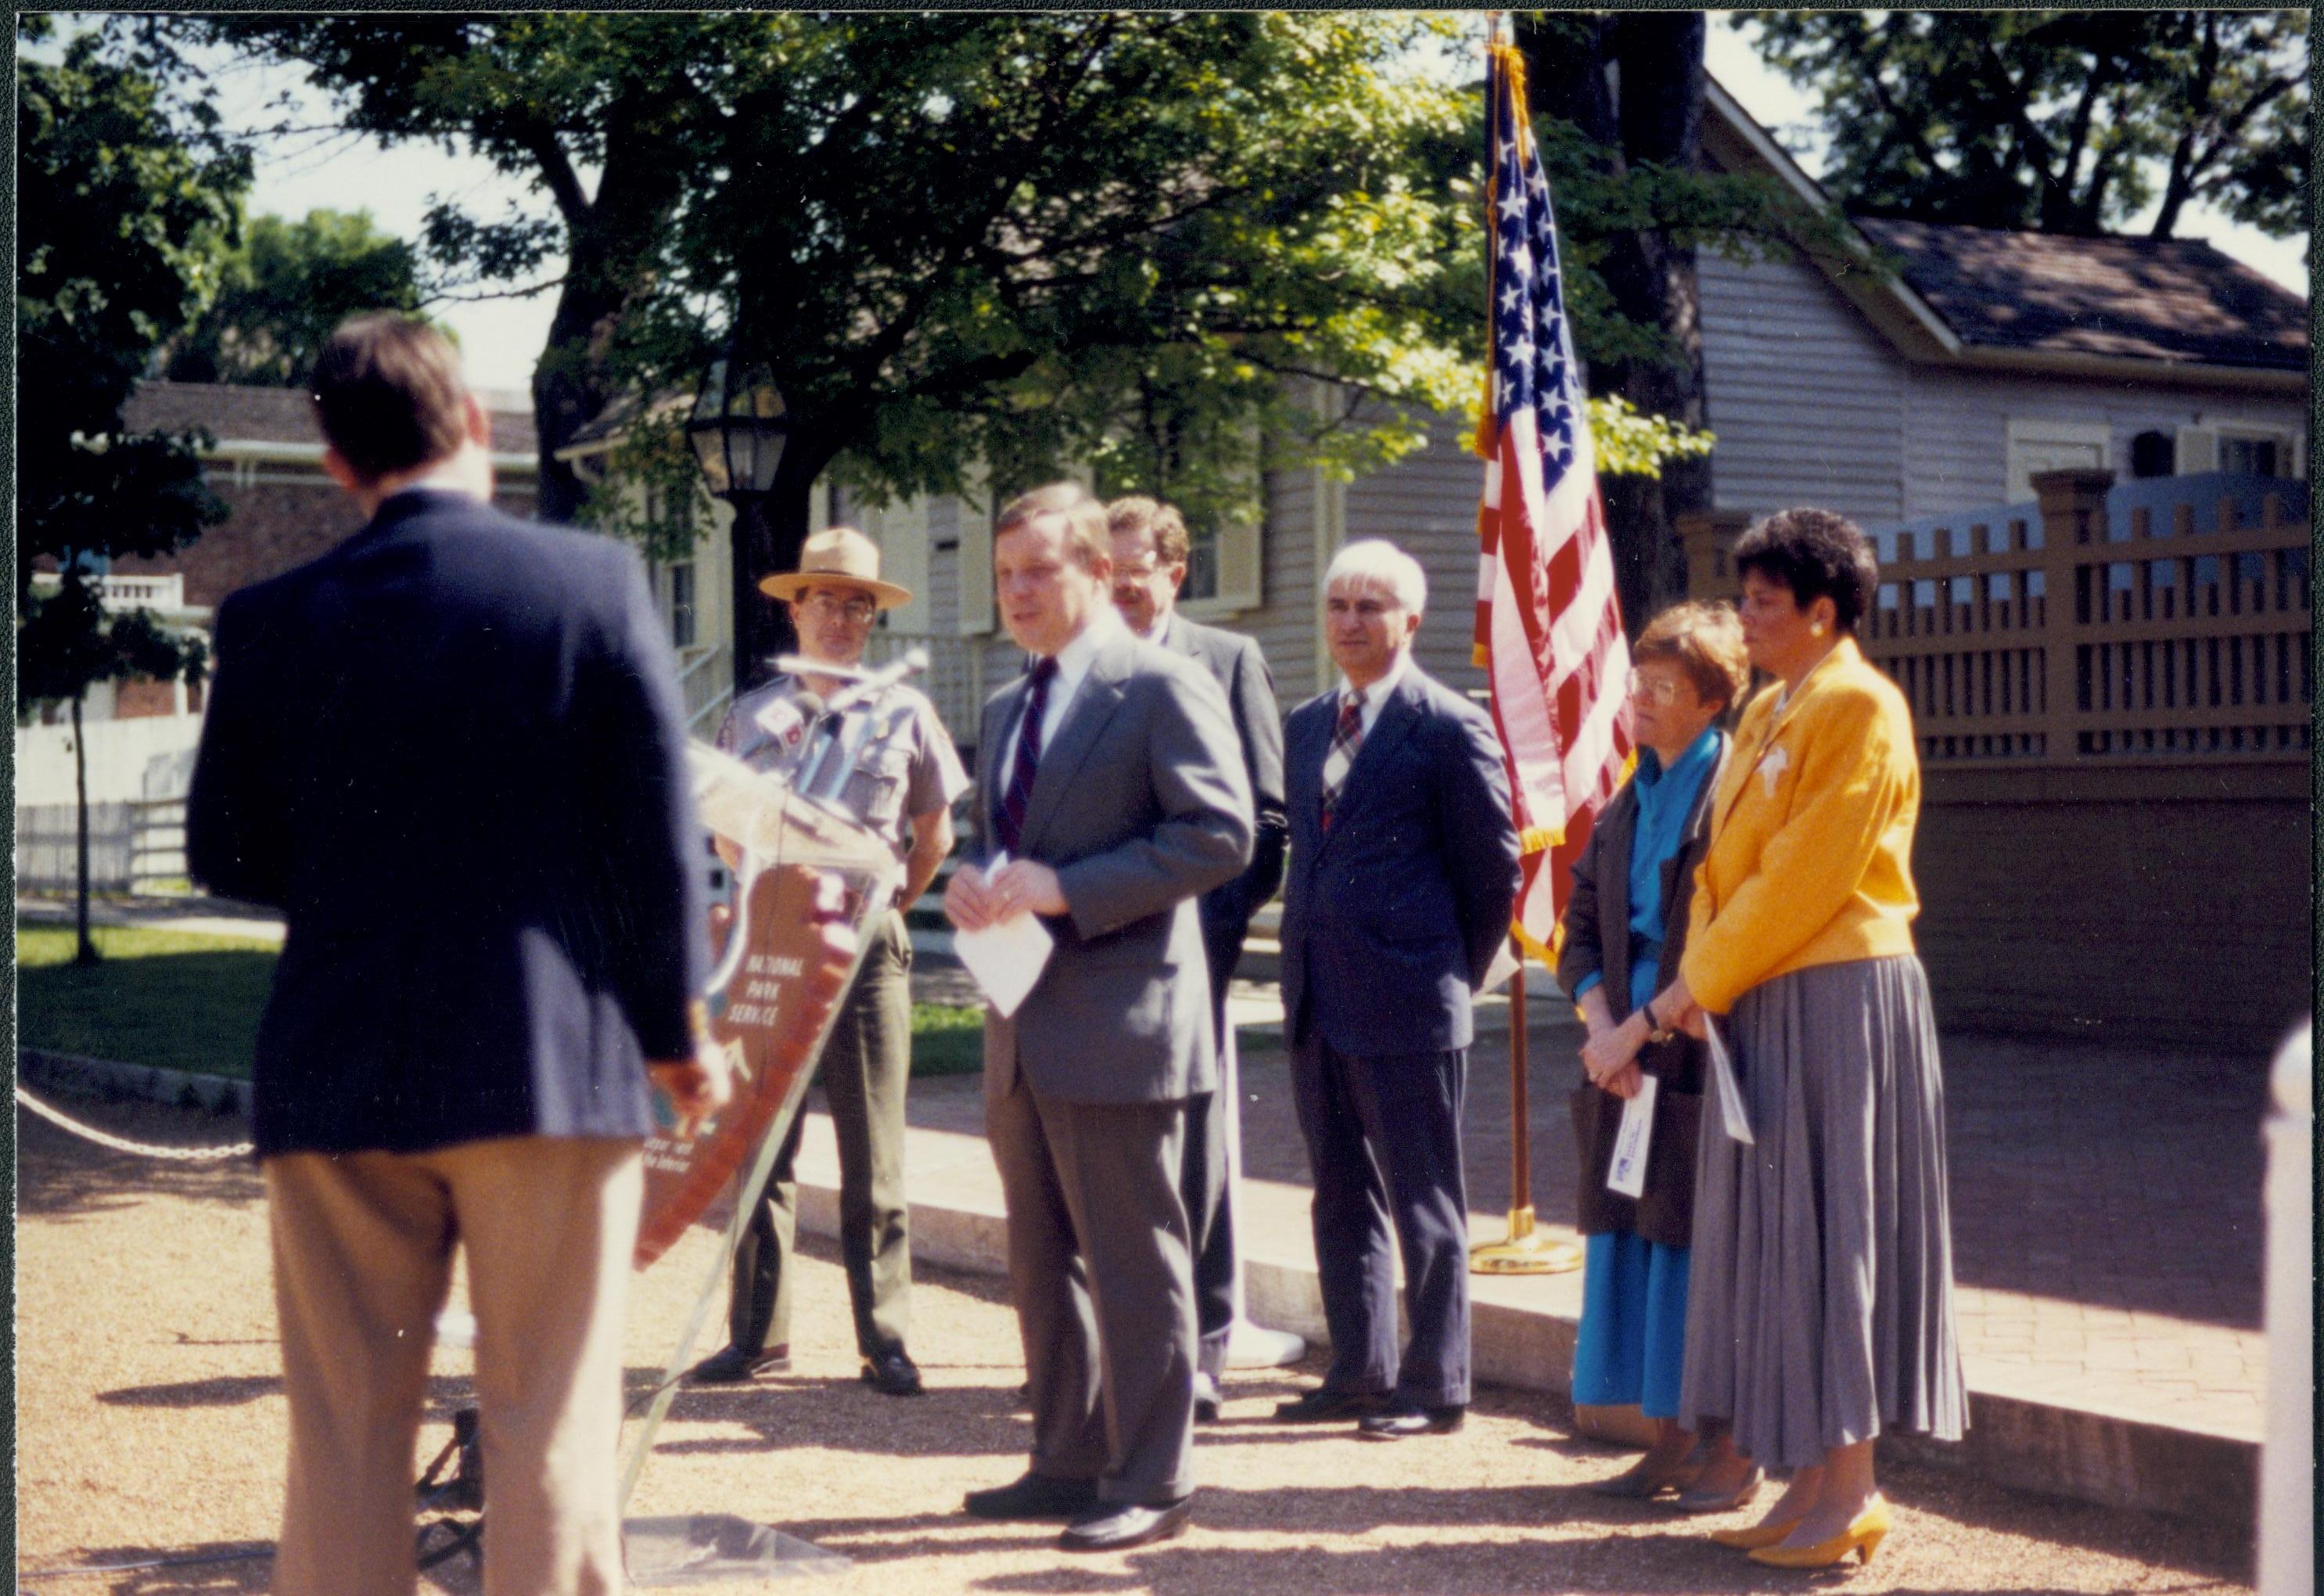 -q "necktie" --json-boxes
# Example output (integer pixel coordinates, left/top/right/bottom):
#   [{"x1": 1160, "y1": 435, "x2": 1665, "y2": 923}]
[
  {"x1": 1319, "y1": 691, "x2": 1364, "y2": 832},
  {"x1": 993, "y1": 656, "x2": 1060, "y2": 857}
]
